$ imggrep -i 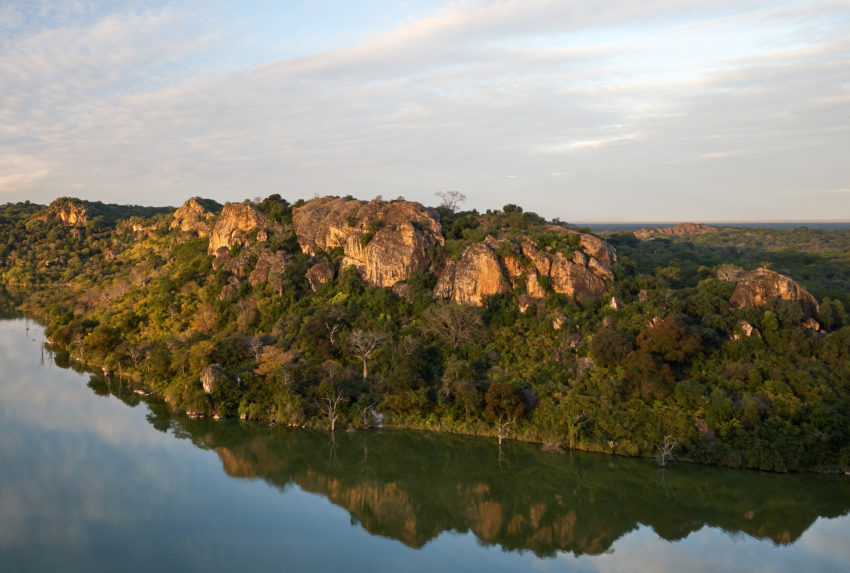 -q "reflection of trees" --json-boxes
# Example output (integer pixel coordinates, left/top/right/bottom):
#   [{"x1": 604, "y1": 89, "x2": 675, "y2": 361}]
[
  {"x1": 68, "y1": 364, "x2": 850, "y2": 558},
  {"x1": 157, "y1": 417, "x2": 850, "y2": 557}
]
